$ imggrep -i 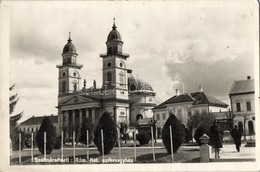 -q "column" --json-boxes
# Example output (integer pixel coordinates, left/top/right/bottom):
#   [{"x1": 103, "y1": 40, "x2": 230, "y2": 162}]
[
  {"x1": 65, "y1": 111, "x2": 69, "y2": 140},
  {"x1": 92, "y1": 107, "x2": 96, "y2": 124},
  {"x1": 72, "y1": 110, "x2": 75, "y2": 131},
  {"x1": 113, "y1": 106, "x2": 117, "y2": 123},
  {"x1": 79, "y1": 109, "x2": 82, "y2": 127},
  {"x1": 86, "y1": 108, "x2": 89, "y2": 118}
]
